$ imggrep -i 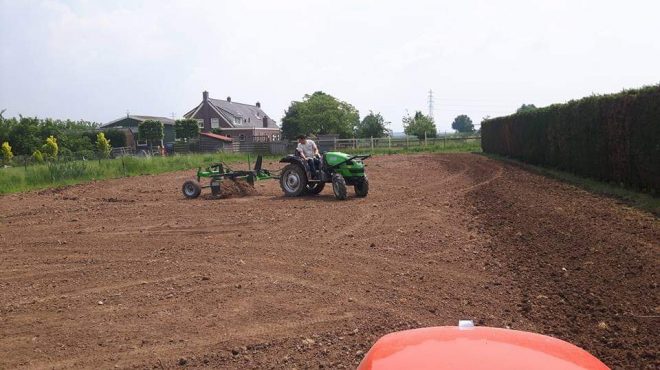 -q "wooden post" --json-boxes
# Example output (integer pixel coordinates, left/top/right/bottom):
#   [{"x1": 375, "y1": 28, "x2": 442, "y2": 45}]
[
  {"x1": 406, "y1": 135, "x2": 409, "y2": 148},
  {"x1": 388, "y1": 136, "x2": 391, "y2": 148},
  {"x1": 370, "y1": 136, "x2": 374, "y2": 151},
  {"x1": 424, "y1": 131, "x2": 428, "y2": 146},
  {"x1": 443, "y1": 131, "x2": 446, "y2": 148}
]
